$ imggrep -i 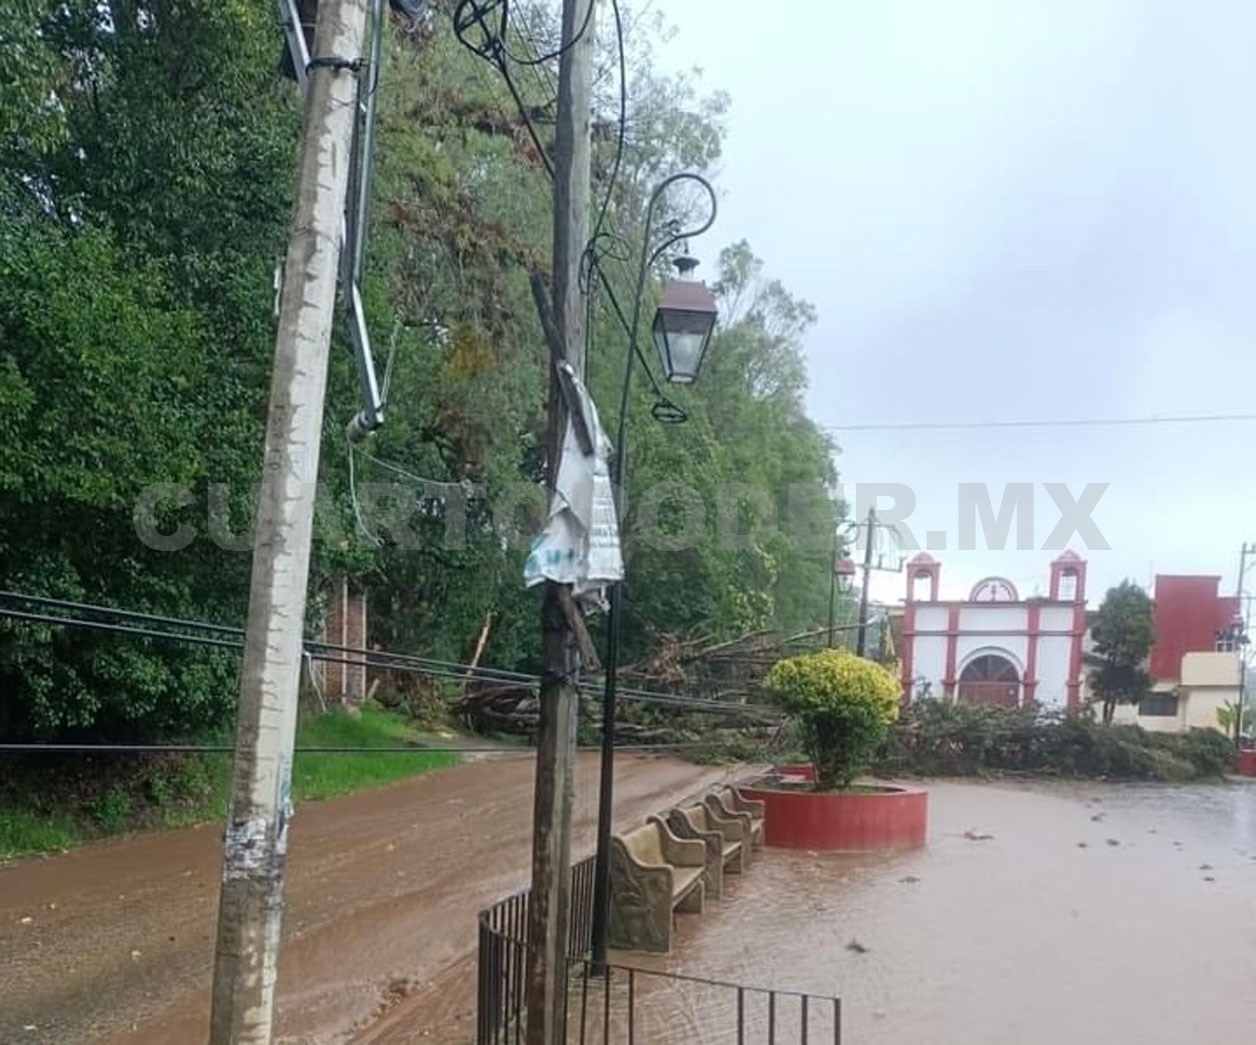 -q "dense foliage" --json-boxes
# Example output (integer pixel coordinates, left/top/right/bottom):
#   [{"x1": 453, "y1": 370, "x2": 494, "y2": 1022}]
[
  {"x1": 879, "y1": 700, "x2": 1234, "y2": 782},
  {"x1": 764, "y1": 649, "x2": 900, "y2": 789},
  {"x1": 0, "y1": 1, "x2": 844, "y2": 741},
  {"x1": 1088, "y1": 580, "x2": 1155, "y2": 725}
]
